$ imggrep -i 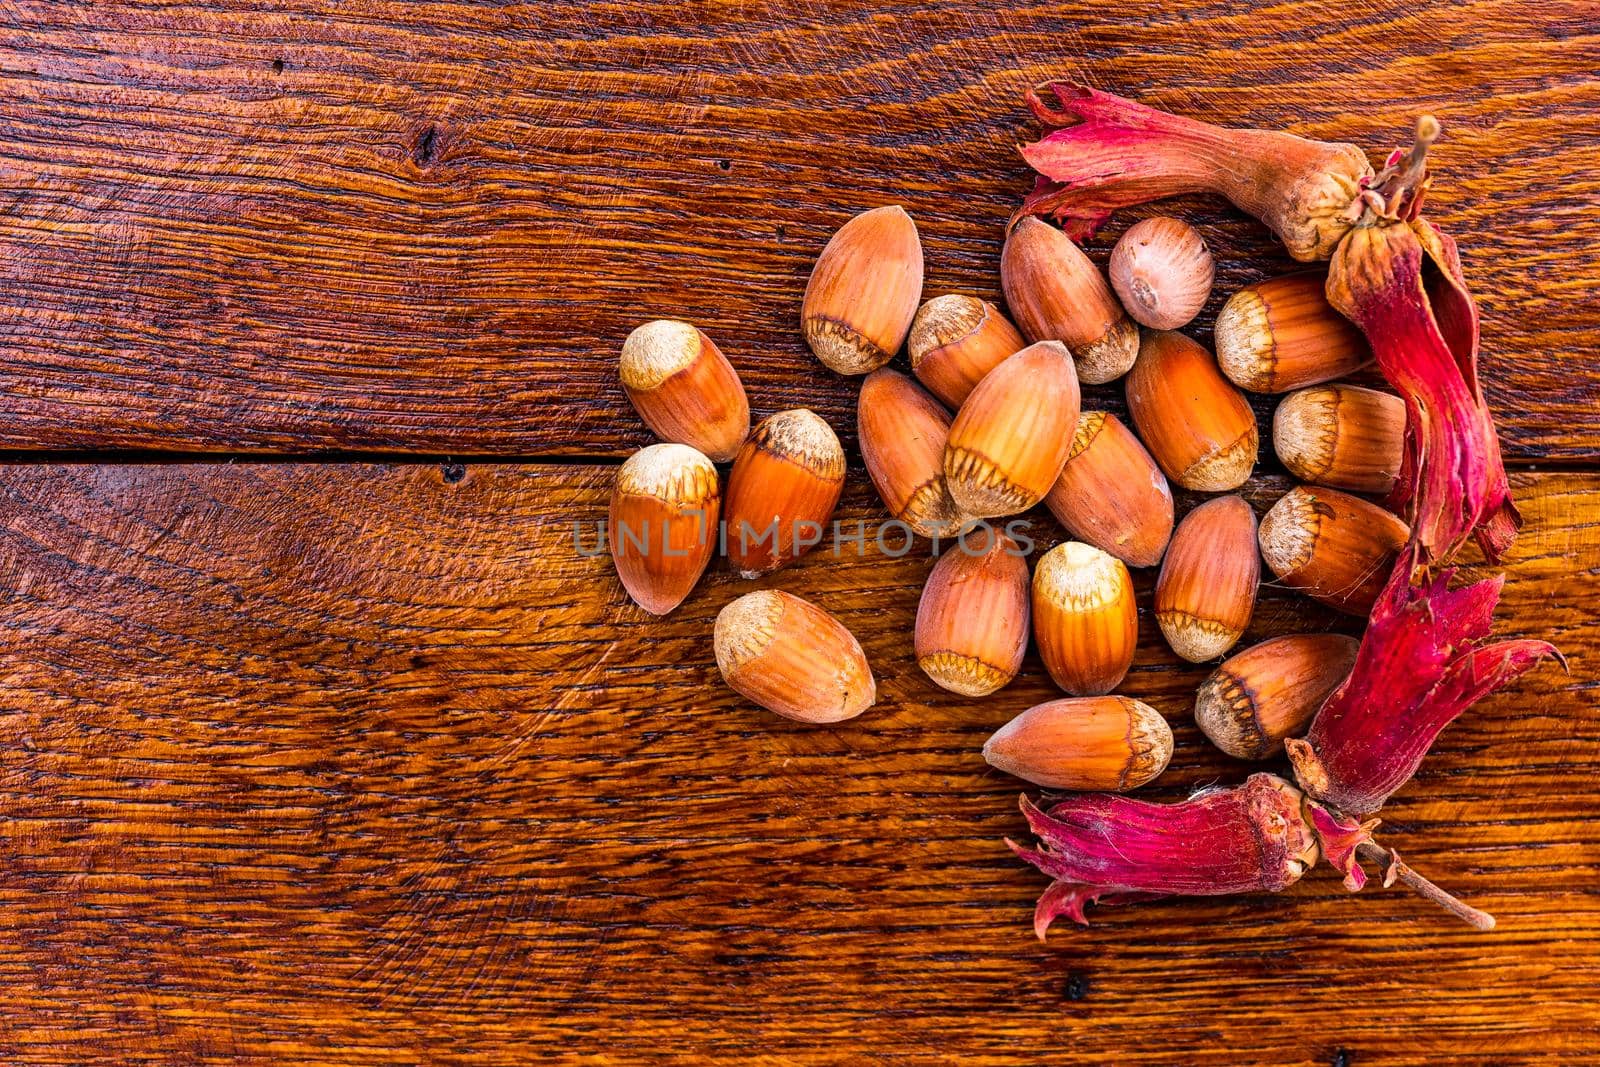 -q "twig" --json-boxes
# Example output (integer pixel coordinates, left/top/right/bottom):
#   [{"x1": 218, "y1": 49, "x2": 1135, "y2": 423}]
[{"x1": 1357, "y1": 841, "x2": 1496, "y2": 931}]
